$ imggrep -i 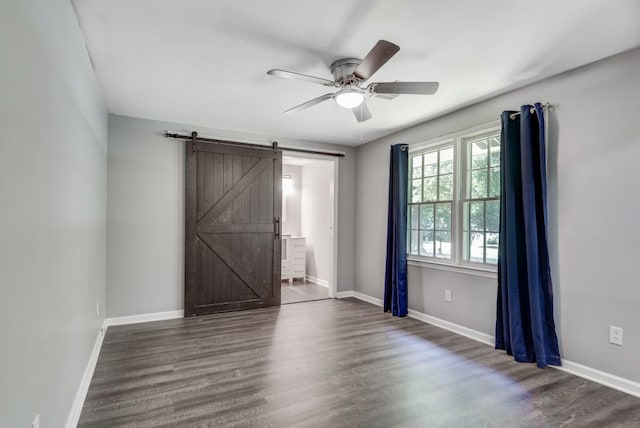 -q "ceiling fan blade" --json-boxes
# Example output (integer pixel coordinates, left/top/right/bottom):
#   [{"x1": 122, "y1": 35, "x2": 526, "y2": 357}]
[
  {"x1": 267, "y1": 69, "x2": 336, "y2": 87},
  {"x1": 369, "y1": 81, "x2": 439, "y2": 95},
  {"x1": 284, "y1": 93, "x2": 335, "y2": 114},
  {"x1": 352, "y1": 101, "x2": 372, "y2": 123},
  {"x1": 354, "y1": 40, "x2": 400, "y2": 81}
]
